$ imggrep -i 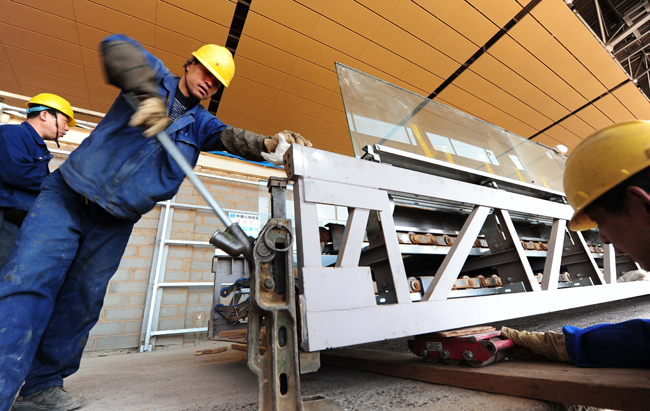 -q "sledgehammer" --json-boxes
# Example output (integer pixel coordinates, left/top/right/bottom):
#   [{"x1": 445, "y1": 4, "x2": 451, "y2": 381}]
[{"x1": 124, "y1": 93, "x2": 253, "y2": 262}]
